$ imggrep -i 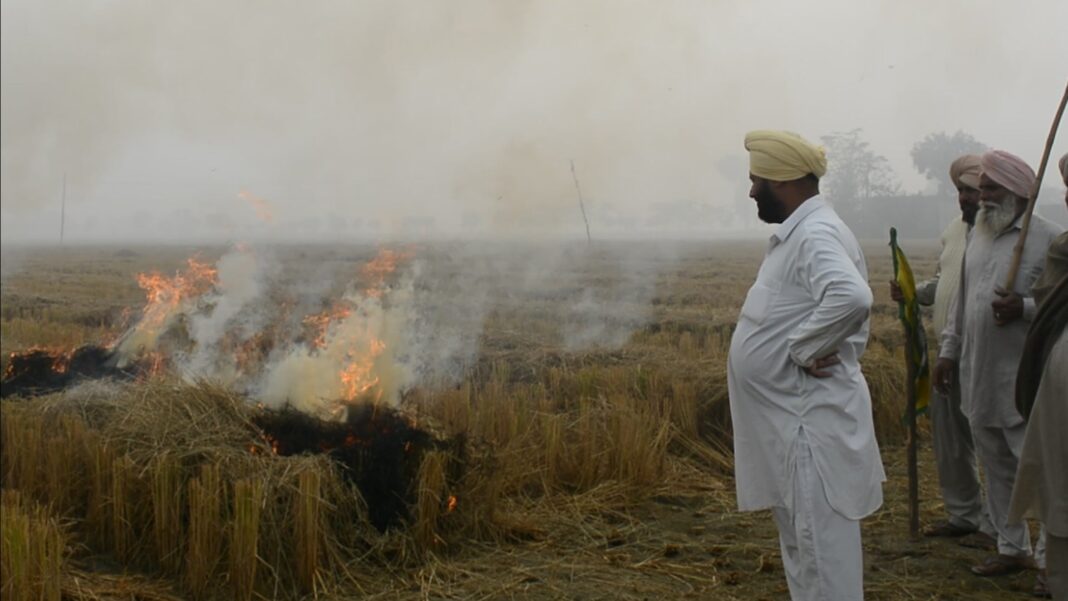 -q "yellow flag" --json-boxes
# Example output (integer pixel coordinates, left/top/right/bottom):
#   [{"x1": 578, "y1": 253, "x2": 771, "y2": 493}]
[{"x1": 890, "y1": 228, "x2": 930, "y2": 416}]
